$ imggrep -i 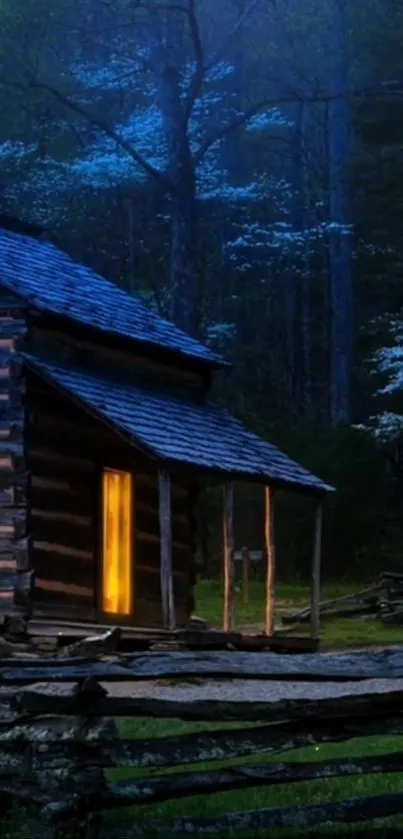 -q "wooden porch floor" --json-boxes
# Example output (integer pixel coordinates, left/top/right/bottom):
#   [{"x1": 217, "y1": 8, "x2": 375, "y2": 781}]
[{"x1": 19, "y1": 617, "x2": 318, "y2": 654}]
